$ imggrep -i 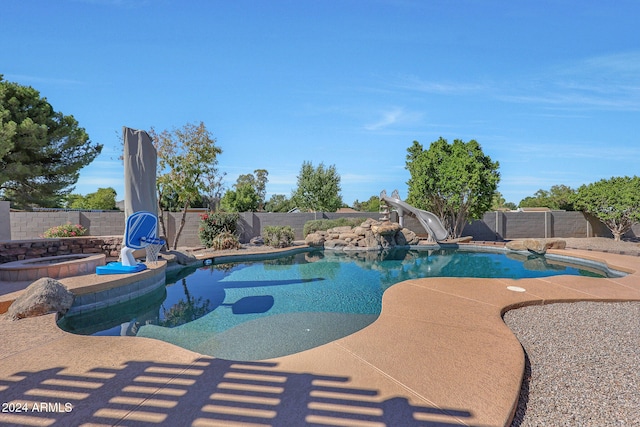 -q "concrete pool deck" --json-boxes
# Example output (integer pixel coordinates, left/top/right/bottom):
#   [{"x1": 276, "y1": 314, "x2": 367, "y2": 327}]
[{"x1": 0, "y1": 247, "x2": 639, "y2": 426}]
